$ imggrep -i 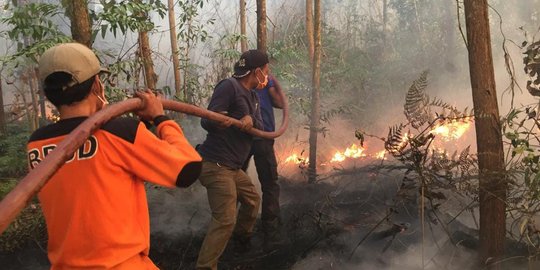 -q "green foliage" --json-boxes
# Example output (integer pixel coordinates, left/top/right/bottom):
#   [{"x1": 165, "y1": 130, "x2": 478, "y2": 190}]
[
  {"x1": 2, "y1": 3, "x2": 62, "y2": 41},
  {"x1": 100, "y1": 58, "x2": 140, "y2": 102},
  {"x1": 268, "y1": 40, "x2": 311, "y2": 119},
  {"x1": 92, "y1": 0, "x2": 167, "y2": 38},
  {"x1": 0, "y1": 2, "x2": 71, "y2": 63},
  {"x1": 176, "y1": 0, "x2": 214, "y2": 44},
  {"x1": 175, "y1": 0, "x2": 214, "y2": 103},
  {"x1": 0, "y1": 123, "x2": 31, "y2": 179},
  {"x1": 503, "y1": 42, "x2": 540, "y2": 216},
  {"x1": 503, "y1": 106, "x2": 540, "y2": 200},
  {"x1": 523, "y1": 40, "x2": 540, "y2": 96},
  {"x1": 0, "y1": 200, "x2": 46, "y2": 253},
  {"x1": 0, "y1": 179, "x2": 17, "y2": 200},
  {"x1": 0, "y1": 125, "x2": 44, "y2": 253}
]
